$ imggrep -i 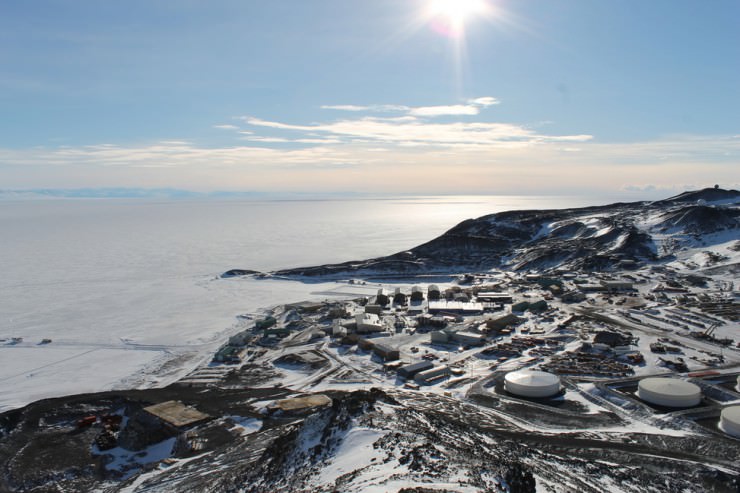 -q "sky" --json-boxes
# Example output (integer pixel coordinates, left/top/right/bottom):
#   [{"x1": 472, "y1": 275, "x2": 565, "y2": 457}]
[{"x1": 1, "y1": 0, "x2": 738, "y2": 197}]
